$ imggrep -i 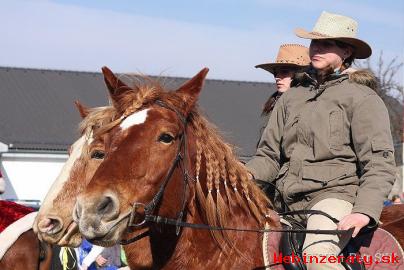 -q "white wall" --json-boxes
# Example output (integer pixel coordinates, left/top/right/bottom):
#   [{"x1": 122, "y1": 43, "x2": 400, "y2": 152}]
[{"x1": 0, "y1": 153, "x2": 67, "y2": 202}]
